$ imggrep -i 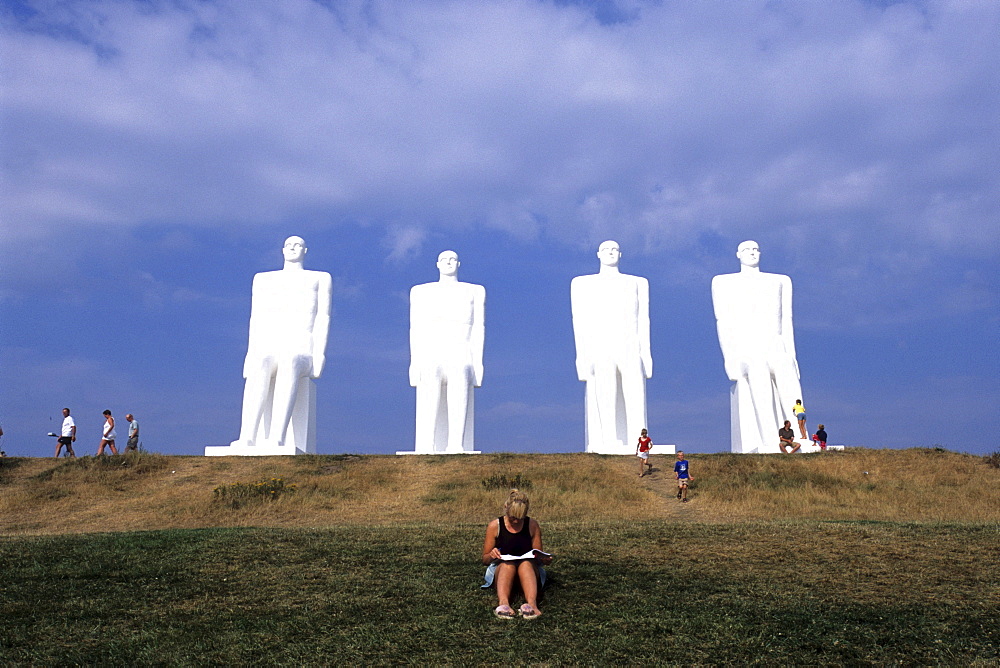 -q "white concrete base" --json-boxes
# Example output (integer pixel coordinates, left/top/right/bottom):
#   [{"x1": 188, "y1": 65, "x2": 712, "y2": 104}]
[
  {"x1": 396, "y1": 450, "x2": 481, "y2": 455},
  {"x1": 206, "y1": 441, "x2": 311, "y2": 457},
  {"x1": 588, "y1": 443, "x2": 676, "y2": 455},
  {"x1": 797, "y1": 441, "x2": 846, "y2": 453}
]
